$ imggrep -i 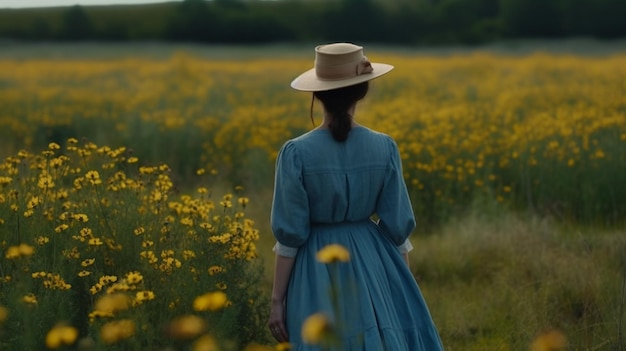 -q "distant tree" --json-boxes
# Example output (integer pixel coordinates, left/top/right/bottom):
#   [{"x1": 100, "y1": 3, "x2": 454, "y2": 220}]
[
  {"x1": 500, "y1": 0, "x2": 562, "y2": 37},
  {"x1": 165, "y1": 0, "x2": 218, "y2": 42},
  {"x1": 60, "y1": 5, "x2": 95, "y2": 40},
  {"x1": 29, "y1": 17, "x2": 54, "y2": 40}
]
